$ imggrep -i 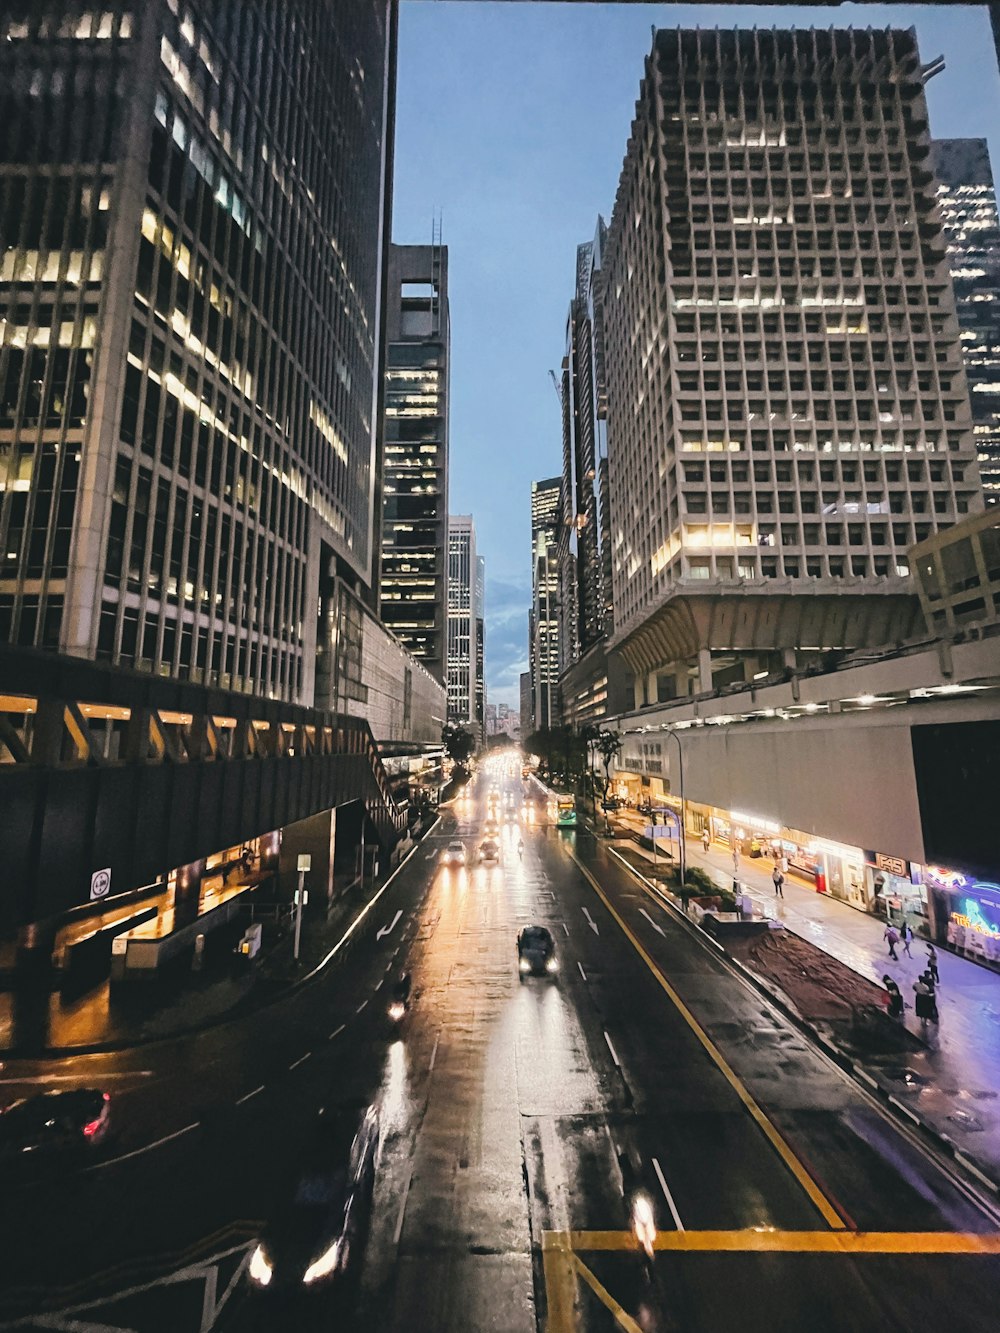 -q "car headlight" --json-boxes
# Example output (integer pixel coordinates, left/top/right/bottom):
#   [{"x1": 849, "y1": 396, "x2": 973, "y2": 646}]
[
  {"x1": 518, "y1": 958, "x2": 530, "y2": 973},
  {"x1": 248, "y1": 1244, "x2": 273, "y2": 1287},
  {"x1": 303, "y1": 1239, "x2": 341, "y2": 1285},
  {"x1": 546, "y1": 957, "x2": 558, "y2": 973}
]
